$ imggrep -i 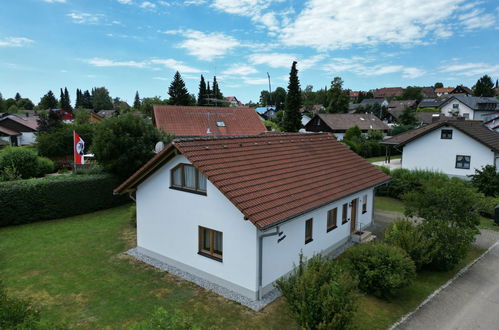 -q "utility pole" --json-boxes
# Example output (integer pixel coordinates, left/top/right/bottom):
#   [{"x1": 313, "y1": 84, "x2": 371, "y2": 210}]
[{"x1": 267, "y1": 72, "x2": 272, "y2": 109}]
